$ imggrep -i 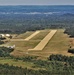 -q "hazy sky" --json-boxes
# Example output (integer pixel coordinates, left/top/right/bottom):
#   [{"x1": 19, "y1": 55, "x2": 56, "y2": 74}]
[{"x1": 0, "y1": 0, "x2": 74, "y2": 5}]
